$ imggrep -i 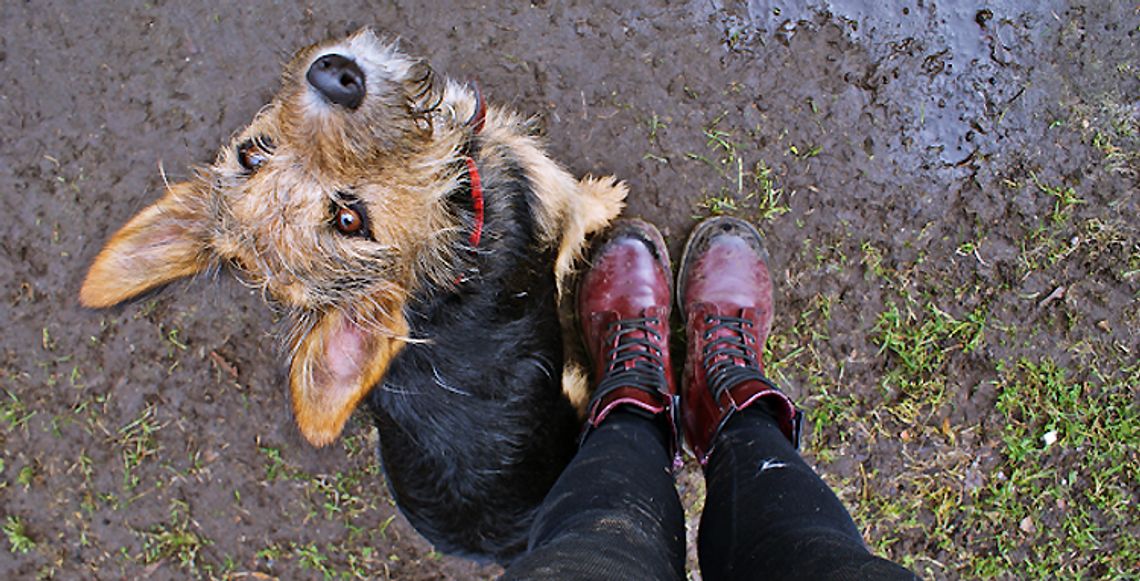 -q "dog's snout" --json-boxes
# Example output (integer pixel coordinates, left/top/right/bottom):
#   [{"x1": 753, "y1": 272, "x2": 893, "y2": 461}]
[{"x1": 307, "y1": 54, "x2": 366, "y2": 110}]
